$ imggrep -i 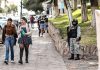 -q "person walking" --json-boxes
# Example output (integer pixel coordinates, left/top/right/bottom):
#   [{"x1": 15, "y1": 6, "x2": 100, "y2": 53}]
[
  {"x1": 30, "y1": 15, "x2": 35, "y2": 28},
  {"x1": 18, "y1": 17, "x2": 32, "y2": 64},
  {"x1": 67, "y1": 19, "x2": 81, "y2": 60},
  {"x1": 2, "y1": 18, "x2": 17, "y2": 65},
  {"x1": 39, "y1": 16, "x2": 45, "y2": 37}
]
